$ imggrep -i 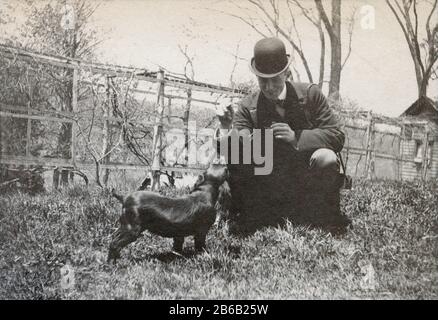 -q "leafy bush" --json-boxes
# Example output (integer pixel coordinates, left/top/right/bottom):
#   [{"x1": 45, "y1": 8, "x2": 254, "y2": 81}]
[{"x1": 0, "y1": 165, "x2": 45, "y2": 195}]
